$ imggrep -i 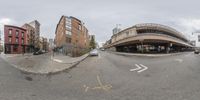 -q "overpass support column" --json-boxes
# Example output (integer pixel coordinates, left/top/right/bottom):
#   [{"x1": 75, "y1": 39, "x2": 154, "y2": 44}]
[
  {"x1": 139, "y1": 39, "x2": 144, "y2": 53},
  {"x1": 165, "y1": 43, "x2": 170, "y2": 54}
]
